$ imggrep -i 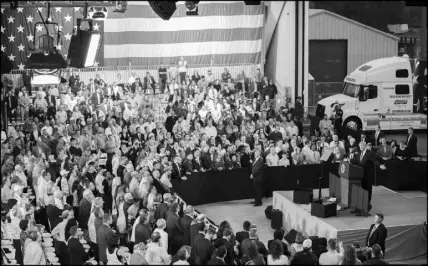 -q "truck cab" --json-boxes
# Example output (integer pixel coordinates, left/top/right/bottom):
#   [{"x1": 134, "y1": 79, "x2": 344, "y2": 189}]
[{"x1": 316, "y1": 56, "x2": 427, "y2": 132}]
